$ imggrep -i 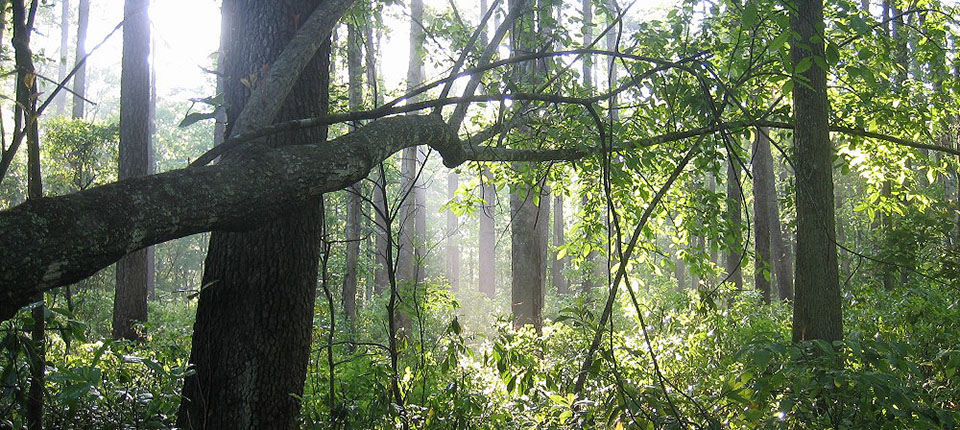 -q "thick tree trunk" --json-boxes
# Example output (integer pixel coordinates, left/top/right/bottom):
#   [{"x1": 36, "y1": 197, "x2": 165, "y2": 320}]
[
  {"x1": 113, "y1": 0, "x2": 152, "y2": 341},
  {"x1": 176, "y1": 0, "x2": 332, "y2": 428},
  {"x1": 72, "y1": 0, "x2": 88, "y2": 119},
  {"x1": 552, "y1": 193, "x2": 568, "y2": 293},
  {"x1": 446, "y1": 171, "x2": 460, "y2": 290},
  {"x1": 511, "y1": 169, "x2": 543, "y2": 331},
  {"x1": 725, "y1": 146, "x2": 744, "y2": 291},
  {"x1": 790, "y1": 0, "x2": 842, "y2": 343},
  {"x1": 479, "y1": 167, "x2": 497, "y2": 298},
  {"x1": 752, "y1": 128, "x2": 774, "y2": 304}
]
